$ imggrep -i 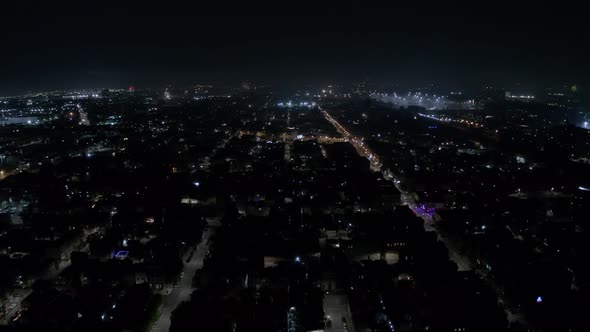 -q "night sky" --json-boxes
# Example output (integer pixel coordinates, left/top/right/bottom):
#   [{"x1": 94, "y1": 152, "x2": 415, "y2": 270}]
[{"x1": 1, "y1": 2, "x2": 589, "y2": 95}]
